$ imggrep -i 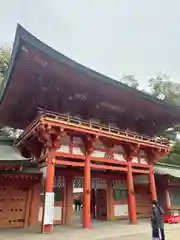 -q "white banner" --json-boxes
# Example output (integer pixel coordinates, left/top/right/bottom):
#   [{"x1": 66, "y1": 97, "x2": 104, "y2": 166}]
[
  {"x1": 114, "y1": 205, "x2": 128, "y2": 217},
  {"x1": 44, "y1": 192, "x2": 55, "y2": 225}
]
